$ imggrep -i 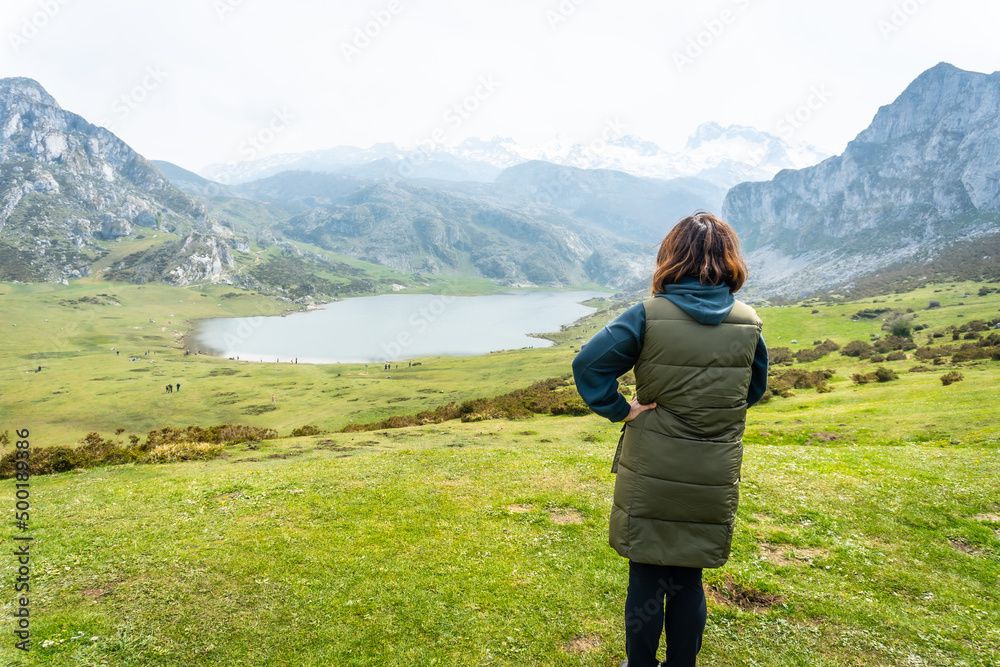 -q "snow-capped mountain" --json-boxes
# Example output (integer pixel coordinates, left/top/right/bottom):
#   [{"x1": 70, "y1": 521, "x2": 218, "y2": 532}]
[{"x1": 200, "y1": 123, "x2": 829, "y2": 190}]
